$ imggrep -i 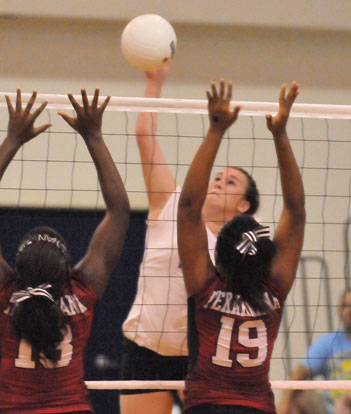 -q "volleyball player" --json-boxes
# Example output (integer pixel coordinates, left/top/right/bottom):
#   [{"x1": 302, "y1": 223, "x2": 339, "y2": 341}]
[
  {"x1": 177, "y1": 79, "x2": 305, "y2": 413},
  {"x1": 120, "y1": 67, "x2": 259, "y2": 414},
  {"x1": 0, "y1": 88, "x2": 130, "y2": 413}
]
